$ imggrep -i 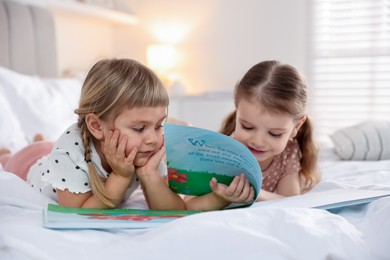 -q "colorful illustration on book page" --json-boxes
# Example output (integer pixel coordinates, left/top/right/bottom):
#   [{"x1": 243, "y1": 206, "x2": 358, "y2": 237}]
[
  {"x1": 164, "y1": 124, "x2": 262, "y2": 198},
  {"x1": 45, "y1": 204, "x2": 201, "y2": 229}
]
